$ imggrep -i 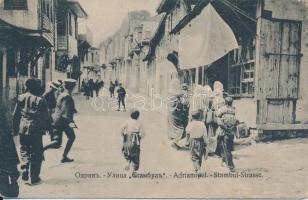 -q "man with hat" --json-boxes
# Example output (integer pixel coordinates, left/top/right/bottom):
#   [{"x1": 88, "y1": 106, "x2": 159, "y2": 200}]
[
  {"x1": 13, "y1": 78, "x2": 51, "y2": 185},
  {"x1": 43, "y1": 80, "x2": 62, "y2": 114},
  {"x1": 42, "y1": 80, "x2": 62, "y2": 150},
  {"x1": 52, "y1": 79, "x2": 78, "y2": 163},
  {"x1": 216, "y1": 96, "x2": 238, "y2": 172}
]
